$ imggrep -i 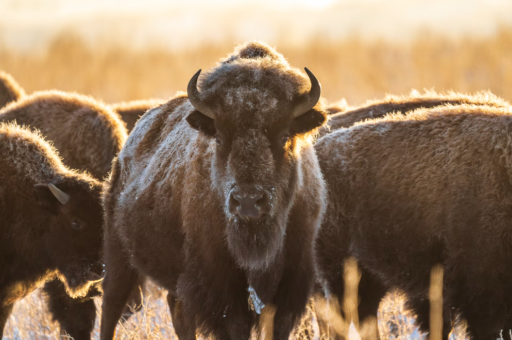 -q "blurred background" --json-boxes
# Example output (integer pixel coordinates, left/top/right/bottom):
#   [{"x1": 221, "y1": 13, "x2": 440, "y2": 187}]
[{"x1": 1, "y1": 0, "x2": 512, "y2": 106}]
